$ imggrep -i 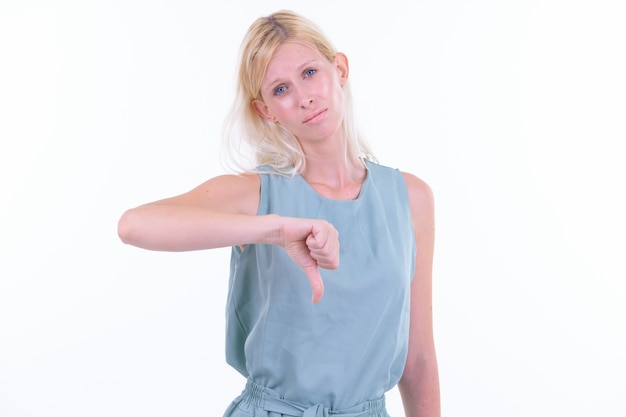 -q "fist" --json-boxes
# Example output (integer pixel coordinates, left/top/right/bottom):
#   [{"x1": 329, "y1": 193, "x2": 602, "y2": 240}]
[{"x1": 281, "y1": 218, "x2": 339, "y2": 303}]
